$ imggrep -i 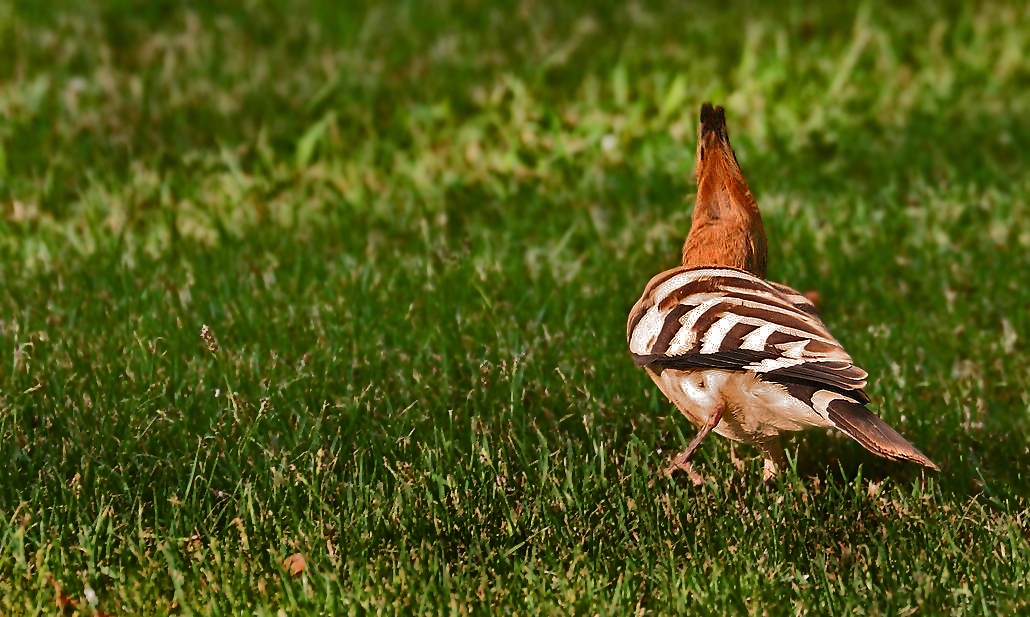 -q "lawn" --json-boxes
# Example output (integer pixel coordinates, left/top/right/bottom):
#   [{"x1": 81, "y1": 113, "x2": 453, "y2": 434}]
[{"x1": 2, "y1": 0, "x2": 1029, "y2": 613}]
